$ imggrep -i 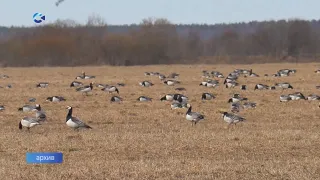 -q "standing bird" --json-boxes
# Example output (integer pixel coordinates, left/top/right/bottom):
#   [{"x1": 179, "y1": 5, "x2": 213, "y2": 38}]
[
  {"x1": 185, "y1": 106, "x2": 205, "y2": 126},
  {"x1": 220, "y1": 111, "x2": 245, "y2": 128},
  {"x1": 65, "y1": 106, "x2": 92, "y2": 130},
  {"x1": 19, "y1": 117, "x2": 41, "y2": 131},
  {"x1": 275, "y1": 82, "x2": 293, "y2": 90},
  {"x1": 46, "y1": 96, "x2": 66, "y2": 102},
  {"x1": 139, "y1": 81, "x2": 154, "y2": 87},
  {"x1": 35, "y1": 104, "x2": 46, "y2": 122},
  {"x1": 76, "y1": 82, "x2": 94, "y2": 95}
]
